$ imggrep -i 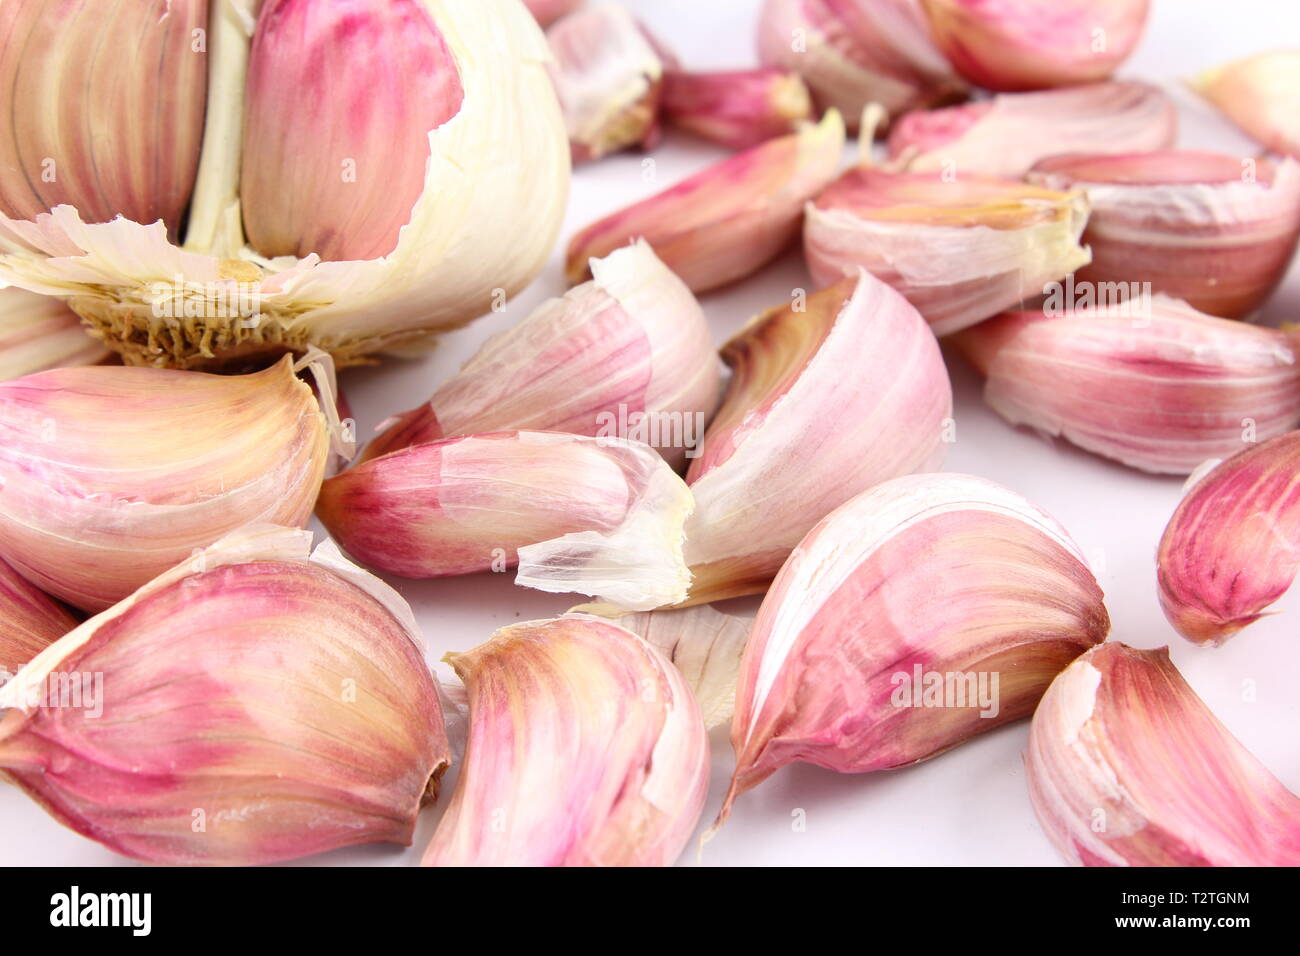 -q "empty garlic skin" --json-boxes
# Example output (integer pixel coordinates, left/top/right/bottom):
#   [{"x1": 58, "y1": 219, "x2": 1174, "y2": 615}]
[
  {"x1": 422, "y1": 616, "x2": 709, "y2": 867},
  {"x1": 662, "y1": 68, "x2": 813, "y2": 150},
  {"x1": 954, "y1": 297, "x2": 1300, "y2": 475},
  {"x1": 1027, "y1": 643, "x2": 1300, "y2": 866},
  {"x1": 0, "y1": 553, "x2": 78, "y2": 676},
  {"x1": 1156, "y1": 431, "x2": 1300, "y2": 645},
  {"x1": 0, "y1": 355, "x2": 329, "y2": 612},
  {"x1": 804, "y1": 168, "x2": 1091, "y2": 335},
  {"x1": 362, "y1": 242, "x2": 721, "y2": 470},
  {"x1": 887, "y1": 82, "x2": 1177, "y2": 179},
  {"x1": 919, "y1": 0, "x2": 1150, "y2": 92},
  {"x1": 566, "y1": 110, "x2": 845, "y2": 293},
  {"x1": 1193, "y1": 52, "x2": 1300, "y2": 160},
  {"x1": 0, "y1": 286, "x2": 109, "y2": 382},
  {"x1": 0, "y1": 527, "x2": 449, "y2": 866},
  {"x1": 718, "y1": 473, "x2": 1108, "y2": 824},
  {"x1": 1029, "y1": 153, "x2": 1300, "y2": 319},
  {"x1": 683, "y1": 271, "x2": 951, "y2": 604}
]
